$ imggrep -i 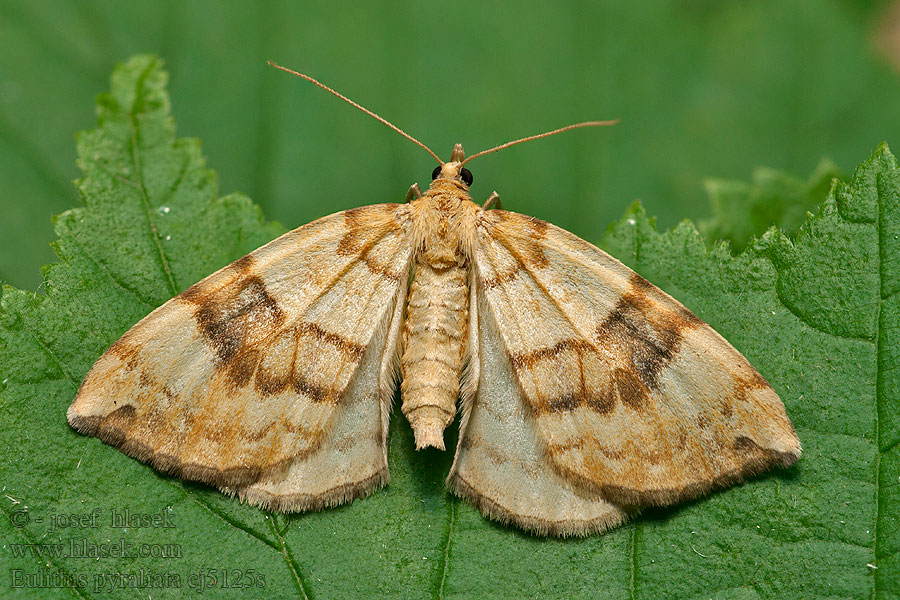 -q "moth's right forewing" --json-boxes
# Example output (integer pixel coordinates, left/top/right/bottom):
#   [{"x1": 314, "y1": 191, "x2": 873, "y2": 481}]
[
  {"x1": 68, "y1": 204, "x2": 413, "y2": 507},
  {"x1": 229, "y1": 266, "x2": 409, "y2": 511}
]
